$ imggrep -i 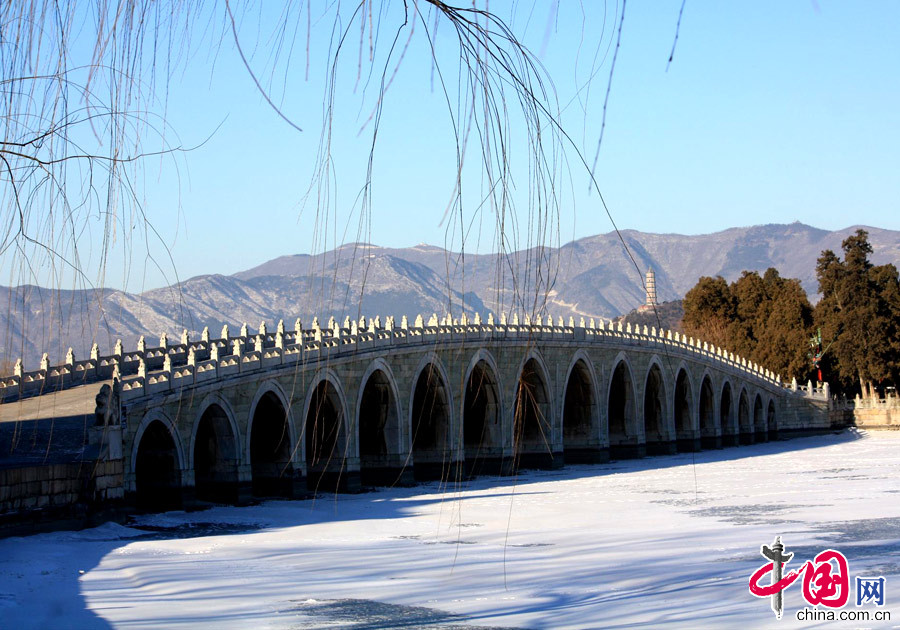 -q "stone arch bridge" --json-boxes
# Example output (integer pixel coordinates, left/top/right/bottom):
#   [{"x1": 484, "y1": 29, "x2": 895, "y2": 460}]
[{"x1": 1, "y1": 313, "x2": 830, "y2": 510}]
